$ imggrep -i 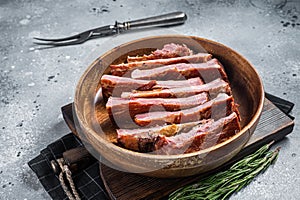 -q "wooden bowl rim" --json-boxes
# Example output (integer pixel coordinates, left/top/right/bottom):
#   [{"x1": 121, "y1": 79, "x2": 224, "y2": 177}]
[{"x1": 74, "y1": 34, "x2": 265, "y2": 160}]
